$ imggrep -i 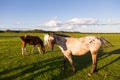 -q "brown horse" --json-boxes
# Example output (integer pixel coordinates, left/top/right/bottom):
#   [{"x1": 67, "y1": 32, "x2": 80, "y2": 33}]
[
  {"x1": 47, "y1": 33, "x2": 112, "y2": 76},
  {"x1": 20, "y1": 35, "x2": 45, "y2": 56}
]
